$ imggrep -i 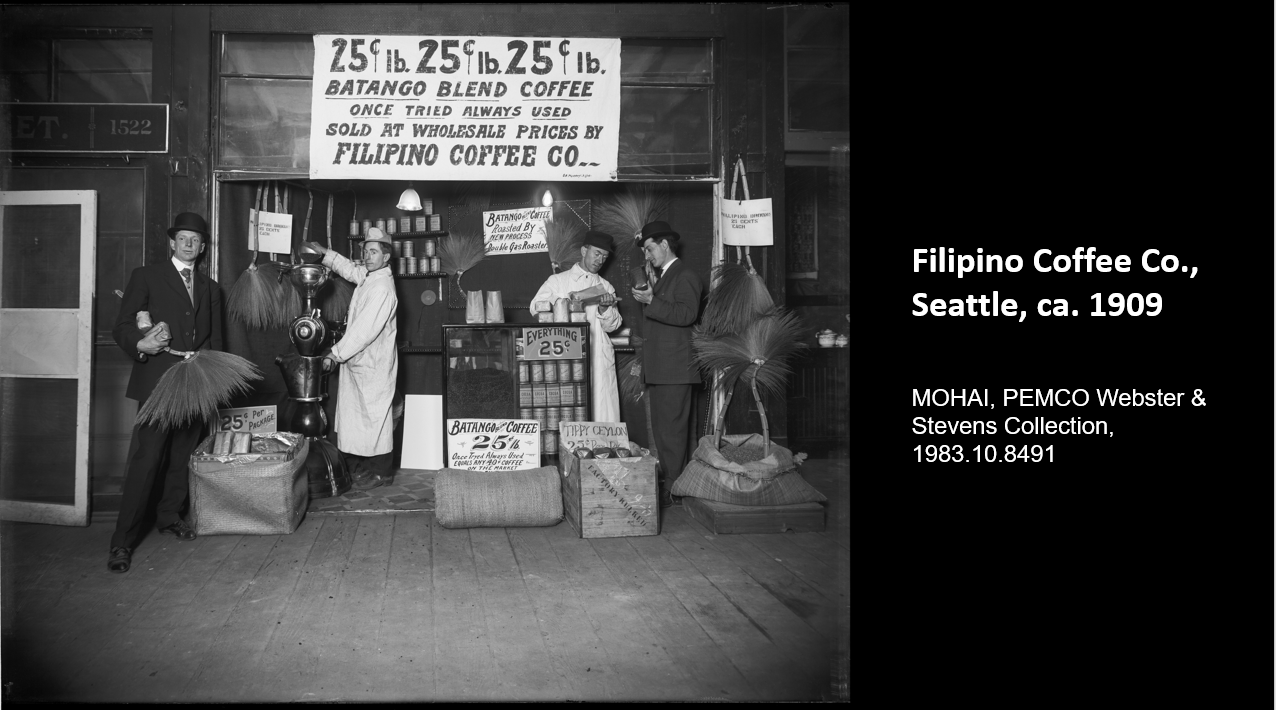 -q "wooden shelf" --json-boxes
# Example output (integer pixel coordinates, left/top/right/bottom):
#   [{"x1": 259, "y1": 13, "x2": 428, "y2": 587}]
[
  {"x1": 399, "y1": 345, "x2": 443, "y2": 354},
  {"x1": 394, "y1": 272, "x2": 448, "y2": 279},
  {"x1": 348, "y1": 231, "x2": 447, "y2": 241},
  {"x1": 393, "y1": 230, "x2": 448, "y2": 239}
]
